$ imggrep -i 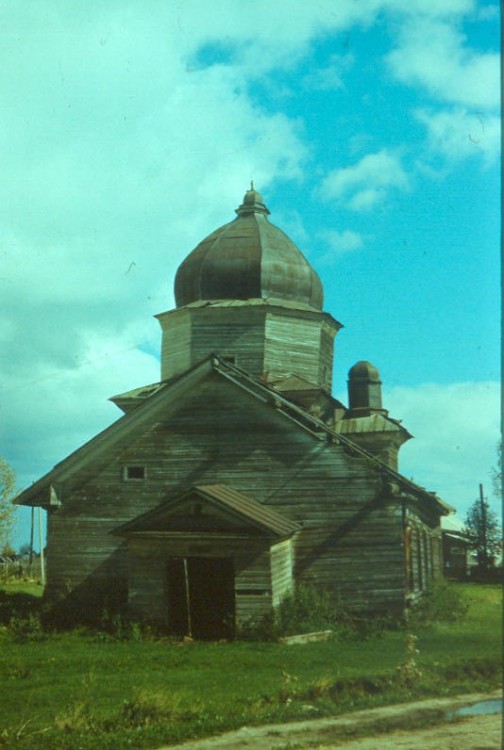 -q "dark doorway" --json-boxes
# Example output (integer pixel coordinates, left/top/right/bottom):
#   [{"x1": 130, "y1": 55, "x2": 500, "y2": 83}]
[{"x1": 167, "y1": 557, "x2": 235, "y2": 640}]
